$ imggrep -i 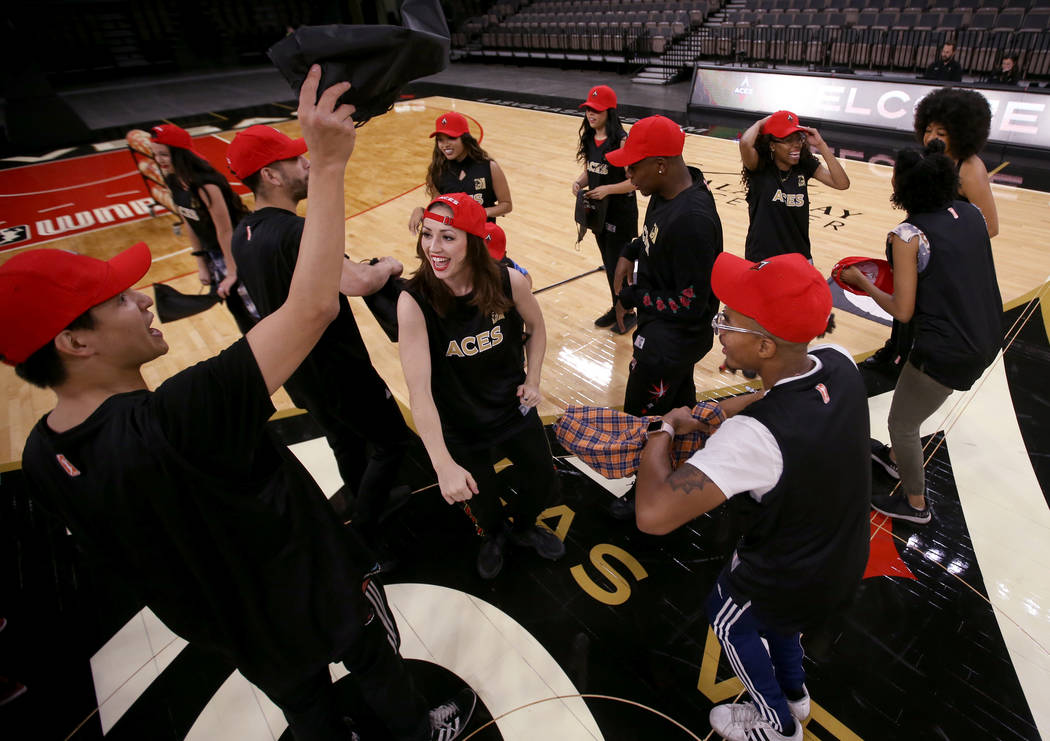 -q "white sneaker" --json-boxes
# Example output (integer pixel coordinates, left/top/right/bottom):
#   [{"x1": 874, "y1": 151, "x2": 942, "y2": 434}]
[
  {"x1": 709, "y1": 701, "x2": 802, "y2": 741},
  {"x1": 787, "y1": 684, "x2": 810, "y2": 721}
]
